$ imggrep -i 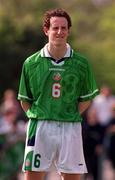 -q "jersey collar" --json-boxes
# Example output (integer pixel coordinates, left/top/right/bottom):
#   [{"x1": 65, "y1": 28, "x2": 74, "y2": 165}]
[{"x1": 40, "y1": 43, "x2": 73, "y2": 65}]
